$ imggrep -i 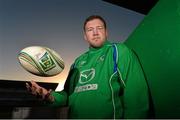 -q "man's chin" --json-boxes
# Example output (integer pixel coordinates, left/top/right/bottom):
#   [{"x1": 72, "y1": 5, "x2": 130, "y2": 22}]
[{"x1": 91, "y1": 42, "x2": 104, "y2": 48}]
